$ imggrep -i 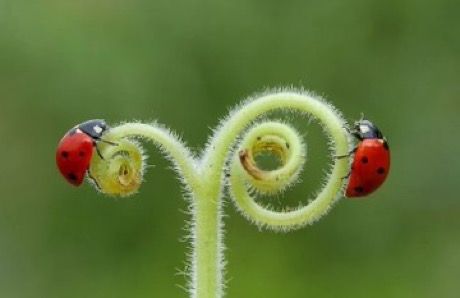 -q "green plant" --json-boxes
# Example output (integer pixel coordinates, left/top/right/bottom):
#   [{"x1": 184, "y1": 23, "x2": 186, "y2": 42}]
[{"x1": 88, "y1": 89, "x2": 351, "y2": 298}]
